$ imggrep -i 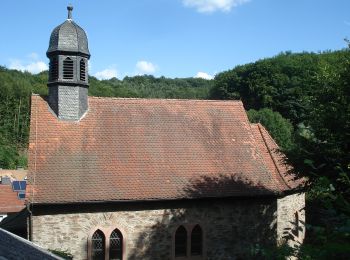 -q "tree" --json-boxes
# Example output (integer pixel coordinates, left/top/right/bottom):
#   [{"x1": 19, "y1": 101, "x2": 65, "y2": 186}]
[
  {"x1": 247, "y1": 108, "x2": 294, "y2": 151},
  {"x1": 211, "y1": 50, "x2": 348, "y2": 124}
]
